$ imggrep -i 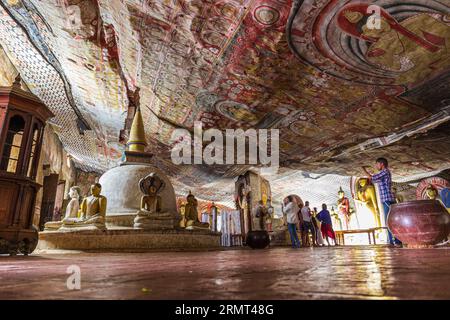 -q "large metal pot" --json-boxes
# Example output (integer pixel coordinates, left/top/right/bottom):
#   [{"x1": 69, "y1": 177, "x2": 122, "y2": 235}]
[
  {"x1": 246, "y1": 230, "x2": 270, "y2": 249},
  {"x1": 387, "y1": 200, "x2": 450, "y2": 247}
]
